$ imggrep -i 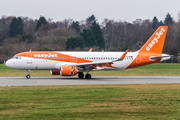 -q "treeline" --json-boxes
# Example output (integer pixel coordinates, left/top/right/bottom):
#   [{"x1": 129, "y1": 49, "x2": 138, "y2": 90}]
[{"x1": 0, "y1": 13, "x2": 180, "y2": 62}]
